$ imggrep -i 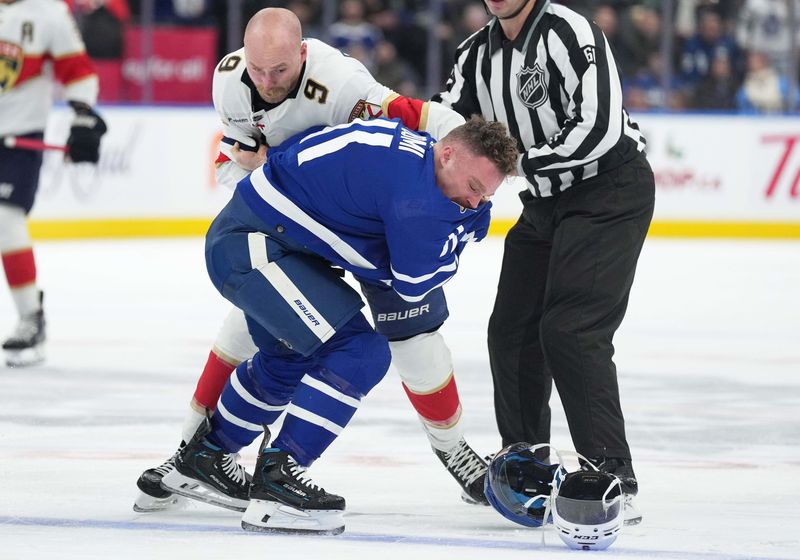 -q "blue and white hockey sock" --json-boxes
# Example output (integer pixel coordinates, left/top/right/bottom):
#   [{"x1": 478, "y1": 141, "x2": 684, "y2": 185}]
[
  {"x1": 207, "y1": 359, "x2": 289, "y2": 453},
  {"x1": 272, "y1": 367, "x2": 361, "y2": 466}
]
